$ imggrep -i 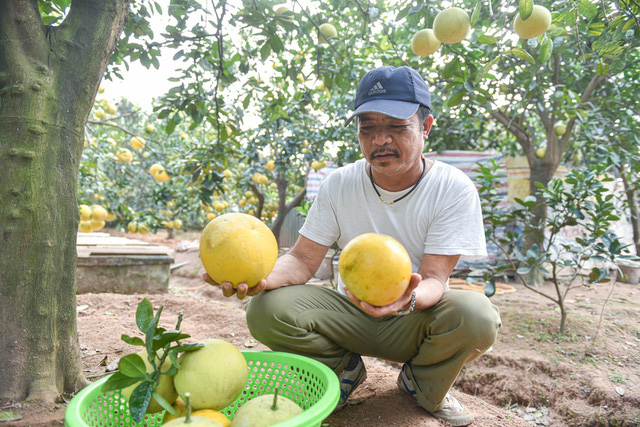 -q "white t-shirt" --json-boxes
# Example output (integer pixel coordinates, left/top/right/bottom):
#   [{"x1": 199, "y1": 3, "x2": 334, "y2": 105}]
[{"x1": 299, "y1": 158, "x2": 487, "y2": 295}]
